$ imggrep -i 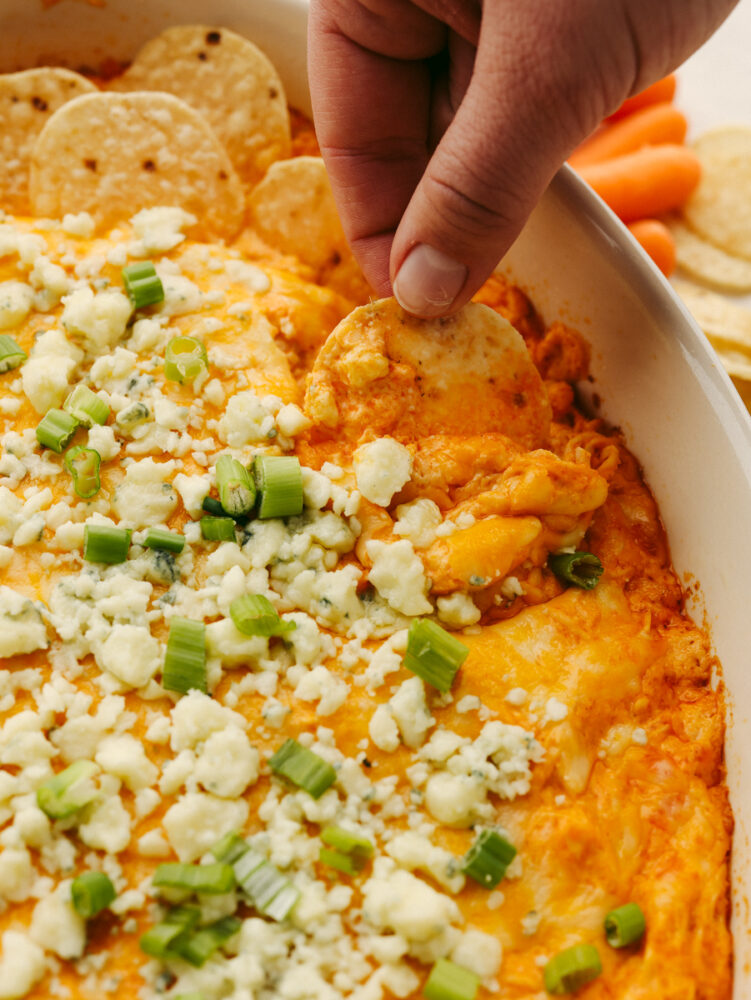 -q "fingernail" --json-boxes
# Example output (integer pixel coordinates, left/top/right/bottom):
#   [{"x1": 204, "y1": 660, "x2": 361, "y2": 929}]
[{"x1": 393, "y1": 244, "x2": 468, "y2": 317}]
